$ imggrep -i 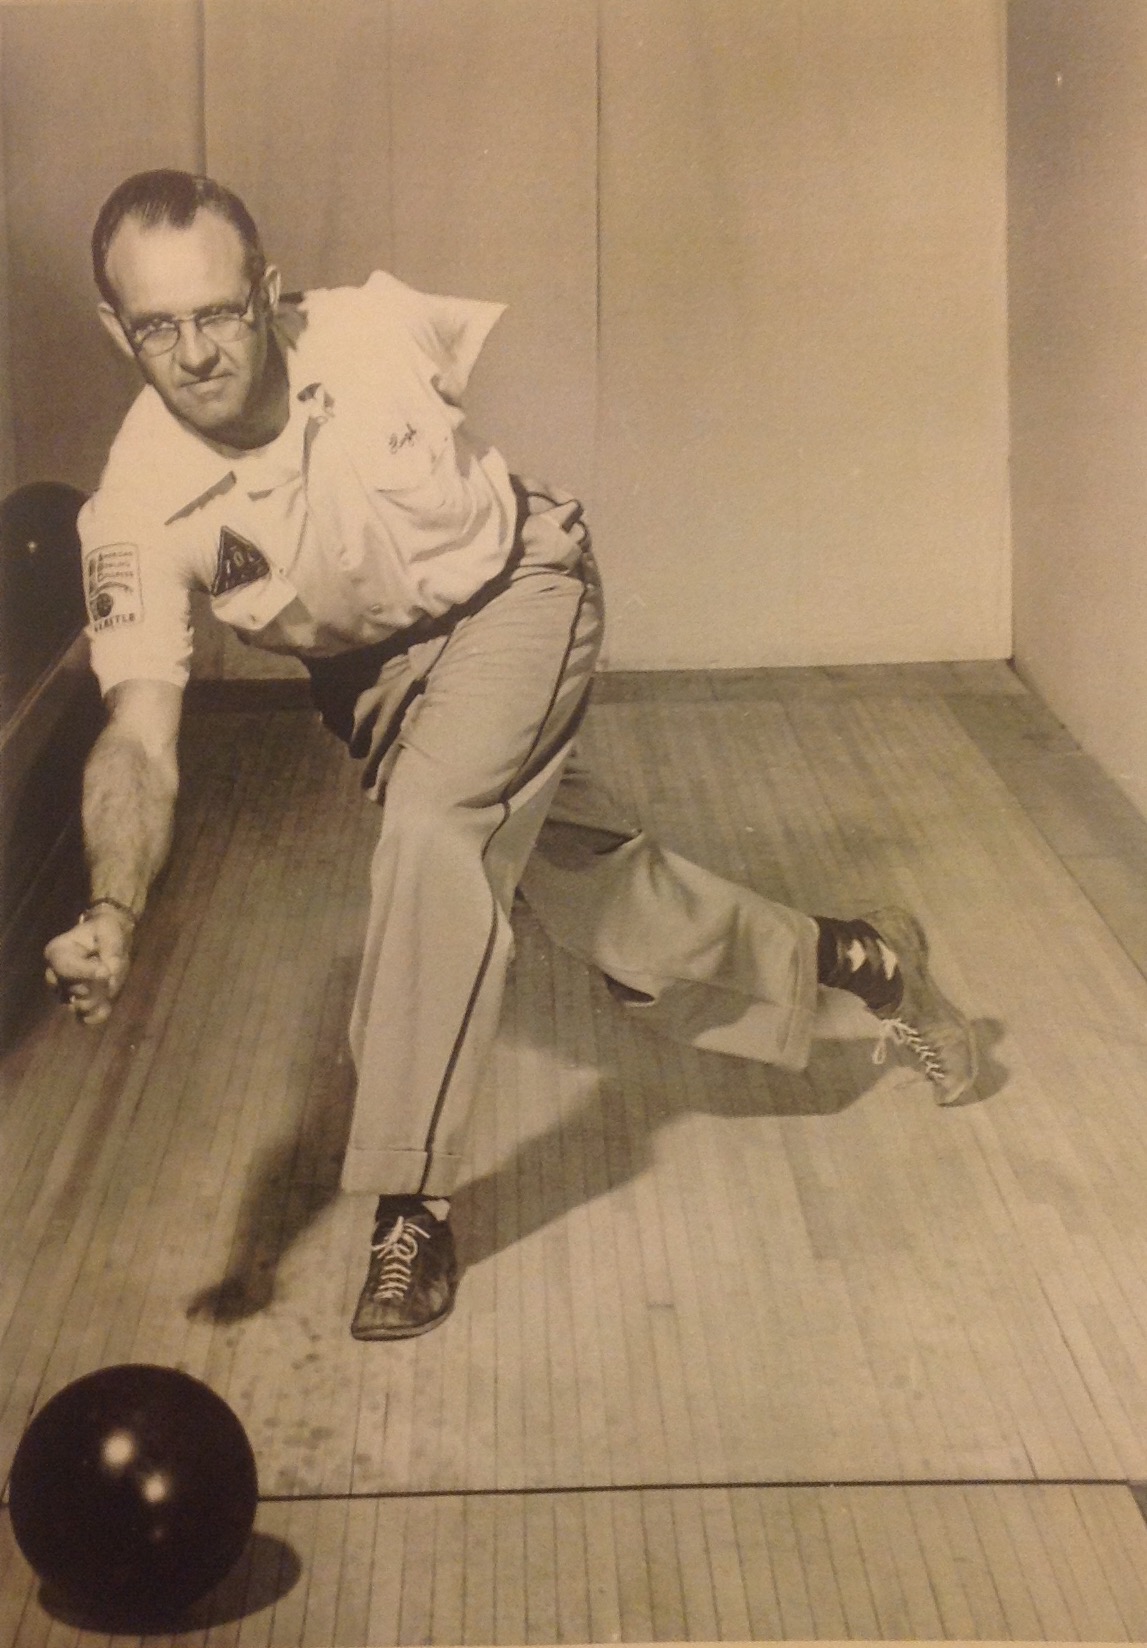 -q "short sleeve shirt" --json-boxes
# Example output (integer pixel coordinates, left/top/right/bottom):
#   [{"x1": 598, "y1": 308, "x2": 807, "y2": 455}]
[{"x1": 80, "y1": 272, "x2": 518, "y2": 695}]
